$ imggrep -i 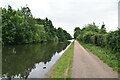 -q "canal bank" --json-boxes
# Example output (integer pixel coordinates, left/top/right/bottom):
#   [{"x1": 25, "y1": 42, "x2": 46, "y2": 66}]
[{"x1": 44, "y1": 41, "x2": 74, "y2": 78}]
